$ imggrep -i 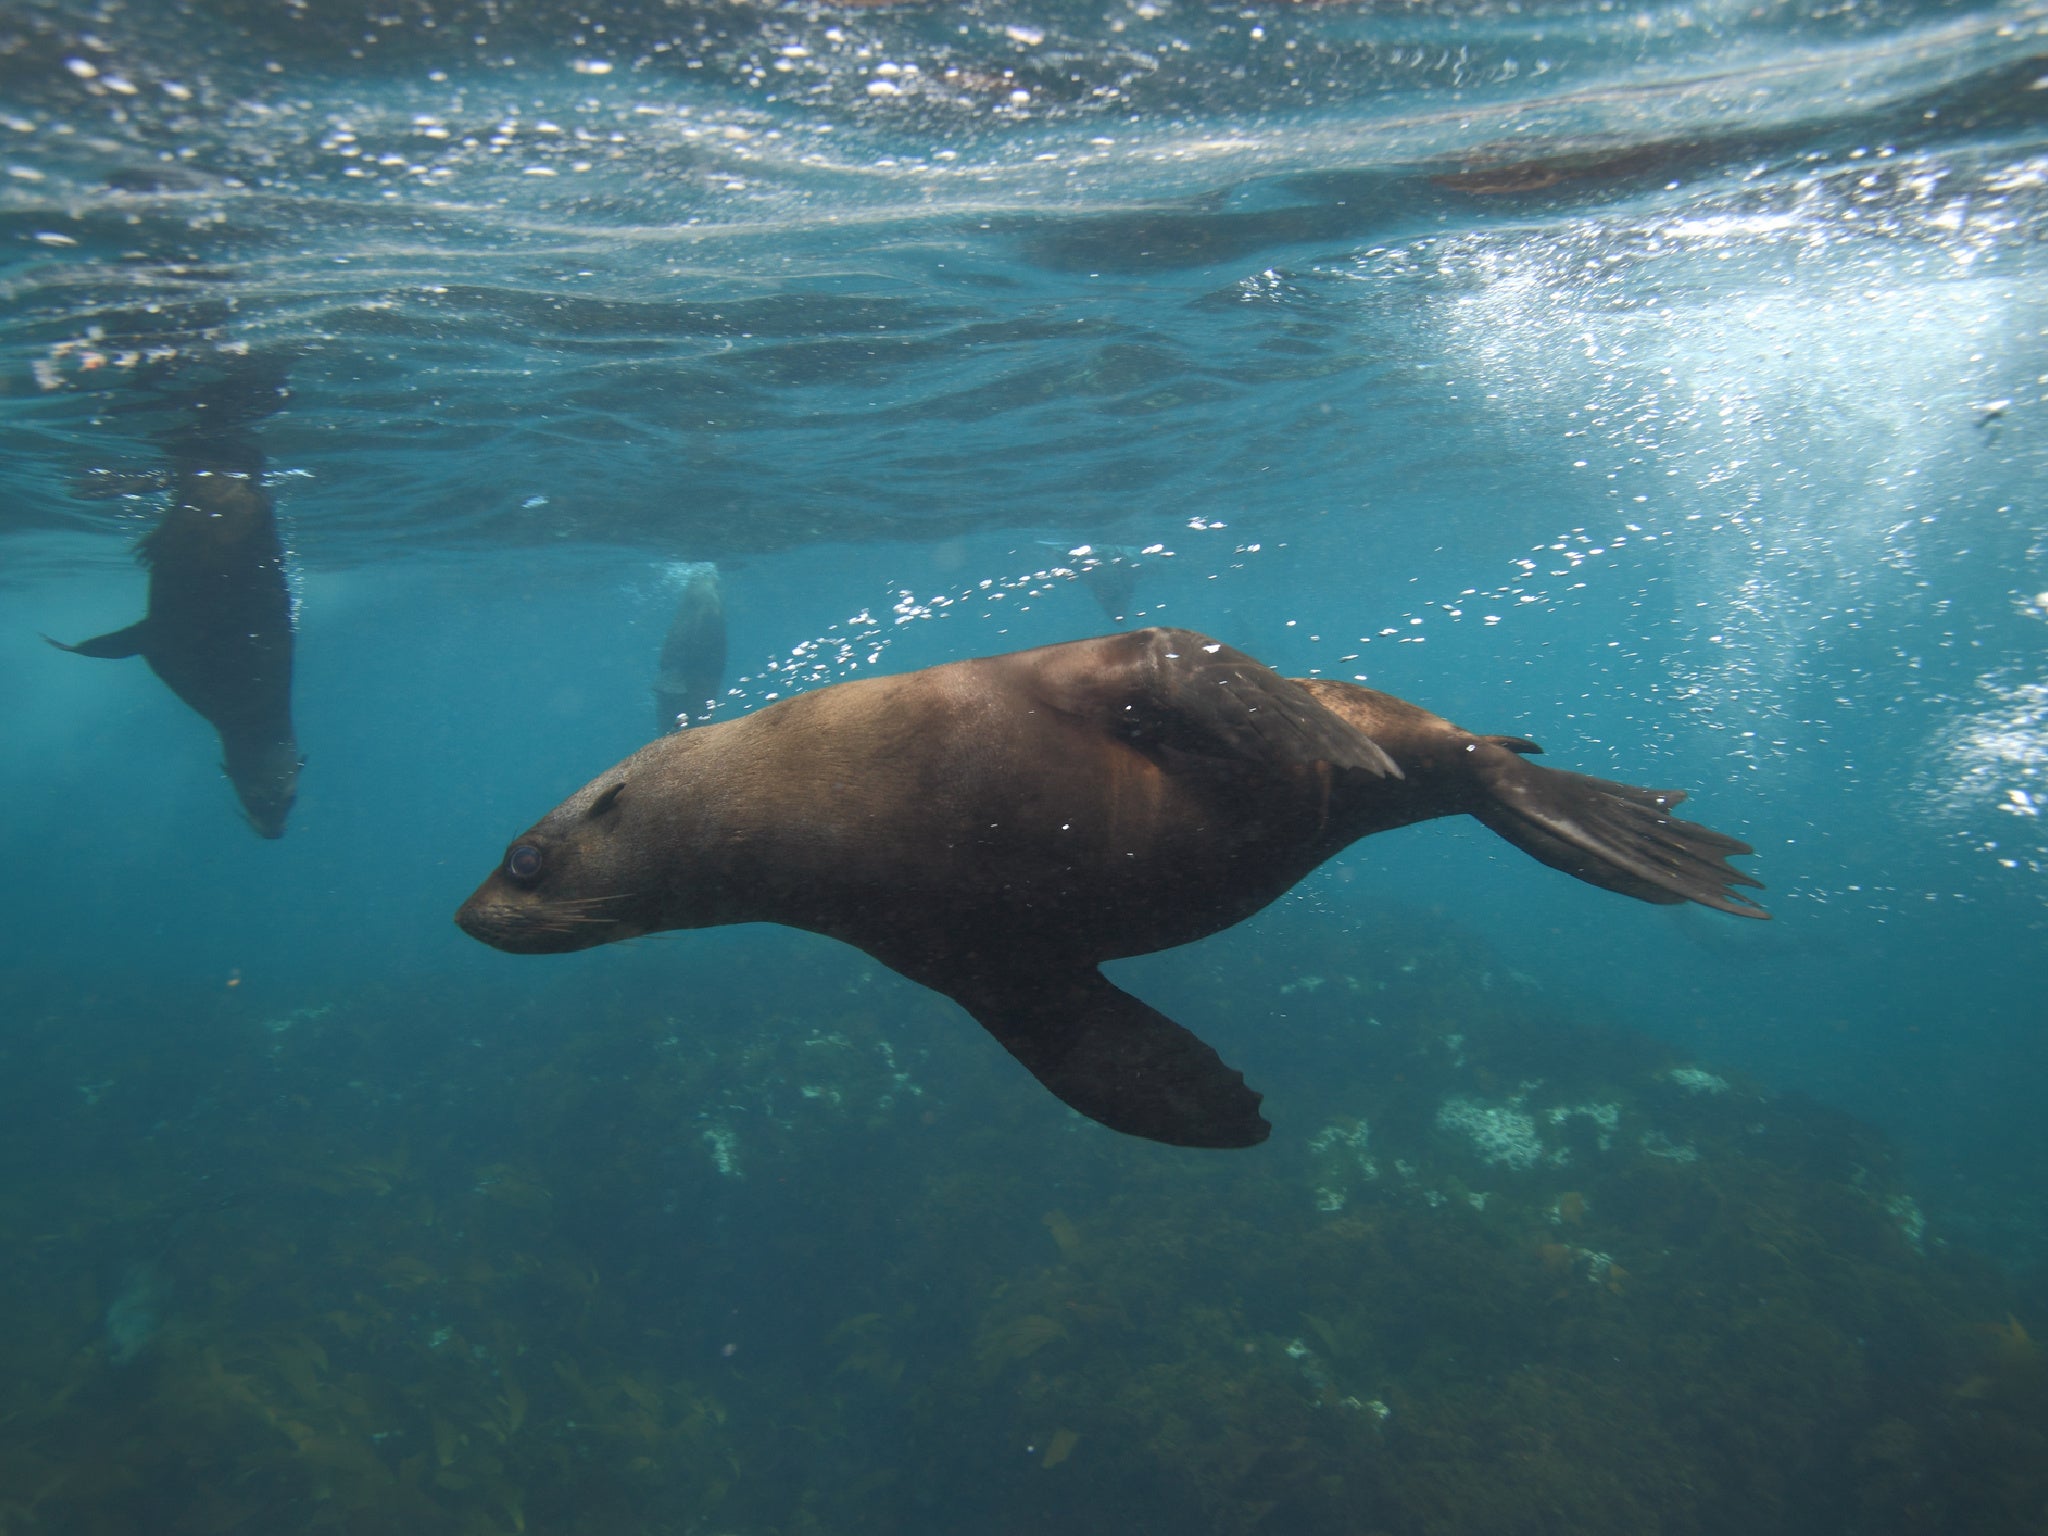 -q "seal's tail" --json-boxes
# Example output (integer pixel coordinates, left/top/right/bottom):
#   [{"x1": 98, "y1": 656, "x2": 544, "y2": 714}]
[{"x1": 1472, "y1": 755, "x2": 1769, "y2": 919}]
